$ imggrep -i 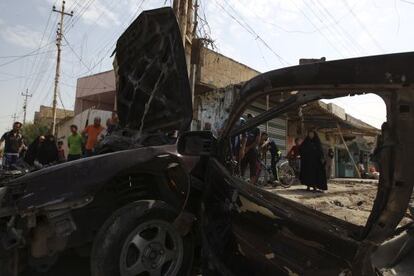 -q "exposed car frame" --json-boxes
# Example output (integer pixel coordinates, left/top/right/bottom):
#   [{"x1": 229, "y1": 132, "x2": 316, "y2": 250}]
[
  {"x1": 190, "y1": 51, "x2": 414, "y2": 275},
  {"x1": 0, "y1": 6, "x2": 413, "y2": 275}
]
